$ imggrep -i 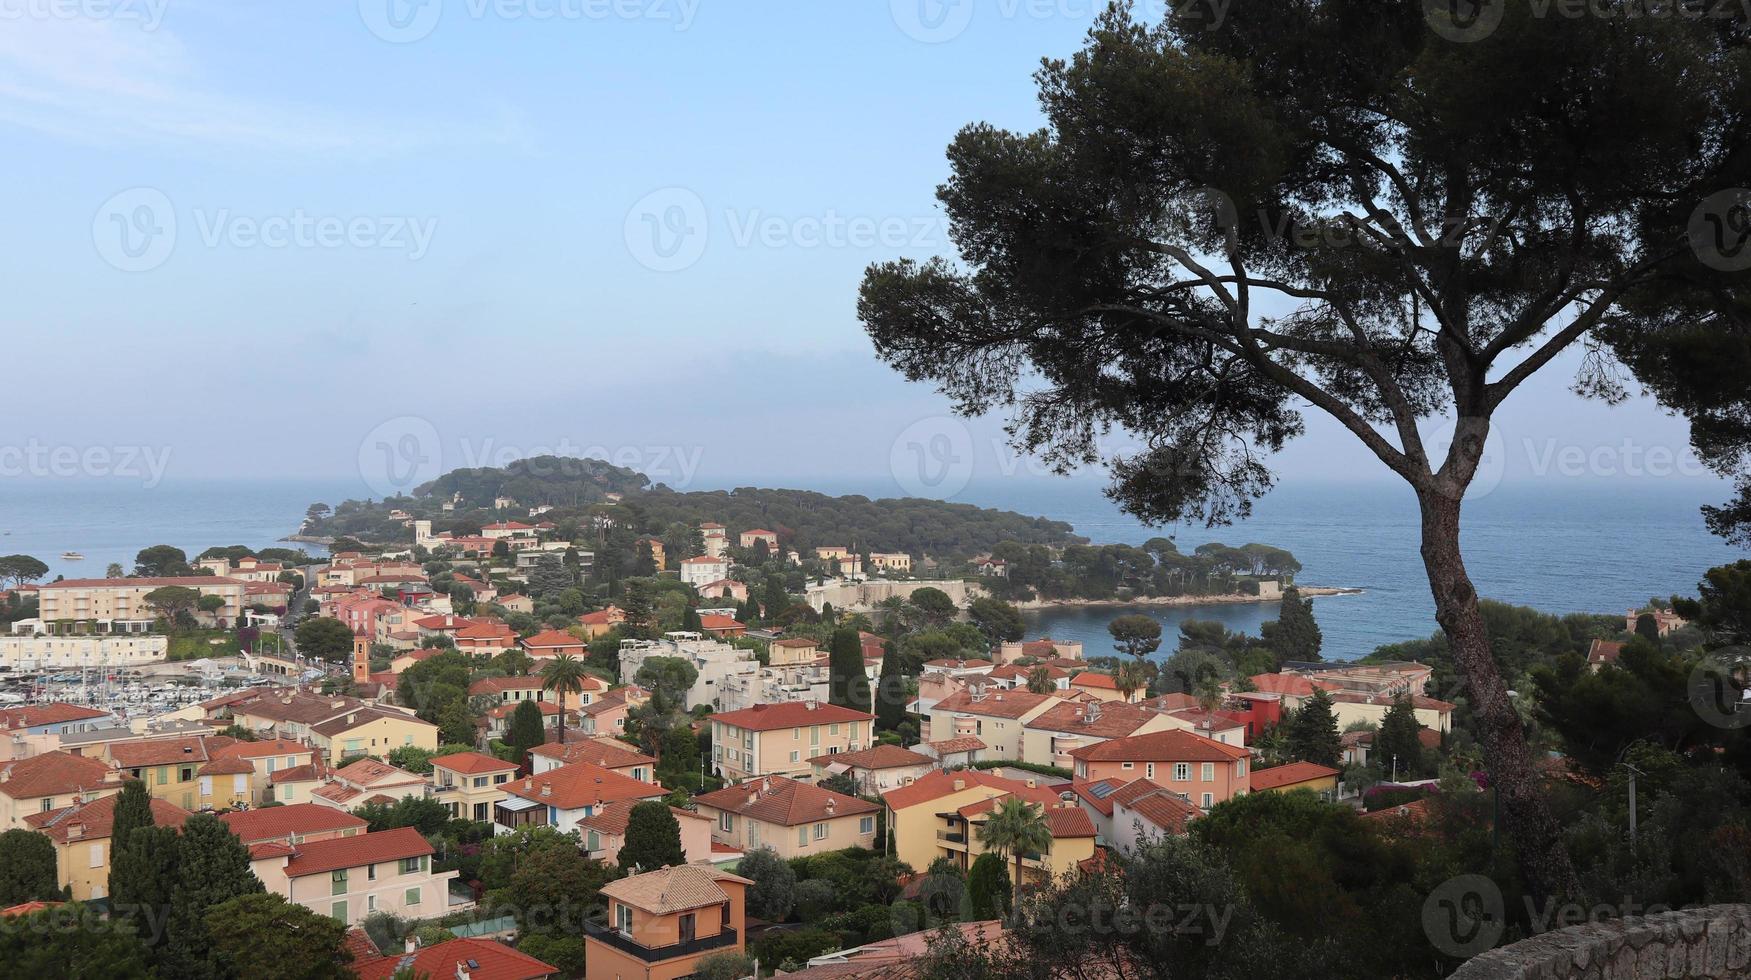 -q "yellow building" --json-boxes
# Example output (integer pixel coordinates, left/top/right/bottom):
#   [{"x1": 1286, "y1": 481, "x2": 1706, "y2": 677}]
[
  {"x1": 709, "y1": 701, "x2": 873, "y2": 783},
  {"x1": 881, "y1": 769, "x2": 1096, "y2": 887},
  {"x1": 207, "y1": 738, "x2": 319, "y2": 805},
  {"x1": 105, "y1": 736, "x2": 251, "y2": 811},
  {"x1": 36, "y1": 576, "x2": 250, "y2": 633},
  {"x1": 0, "y1": 752, "x2": 124, "y2": 830},
  {"x1": 692, "y1": 776, "x2": 880, "y2": 859},
  {"x1": 308, "y1": 705, "x2": 439, "y2": 765},
  {"x1": 25, "y1": 794, "x2": 192, "y2": 901},
  {"x1": 430, "y1": 752, "x2": 520, "y2": 823}
]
